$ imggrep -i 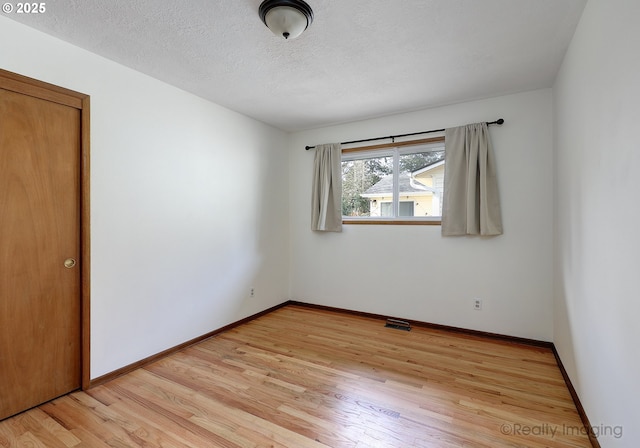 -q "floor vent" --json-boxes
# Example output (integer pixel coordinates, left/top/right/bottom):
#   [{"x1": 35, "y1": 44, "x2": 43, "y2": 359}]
[{"x1": 385, "y1": 318, "x2": 411, "y2": 331}]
